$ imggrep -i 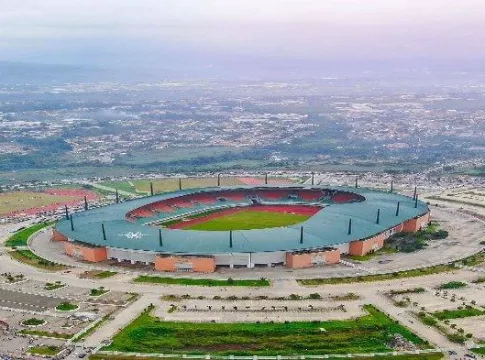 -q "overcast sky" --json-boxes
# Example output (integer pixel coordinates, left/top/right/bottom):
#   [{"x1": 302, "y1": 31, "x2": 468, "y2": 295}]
[{"x1": 1, "y1": 0, "x2": 485, "y2": 72}]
